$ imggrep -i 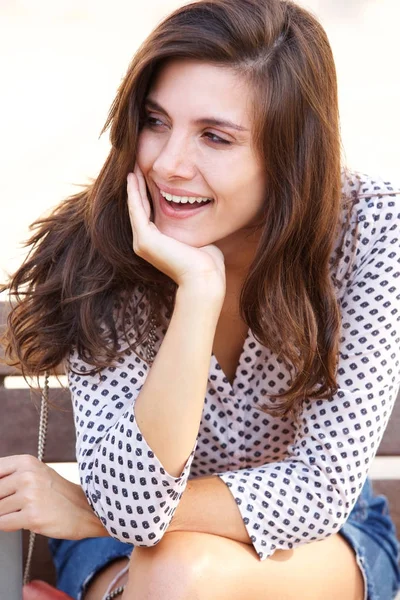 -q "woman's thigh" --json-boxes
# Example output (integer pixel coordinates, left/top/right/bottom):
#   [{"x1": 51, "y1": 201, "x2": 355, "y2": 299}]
[{"x1": 125, "y1": 530, "x2": 365, "y2": 600}]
